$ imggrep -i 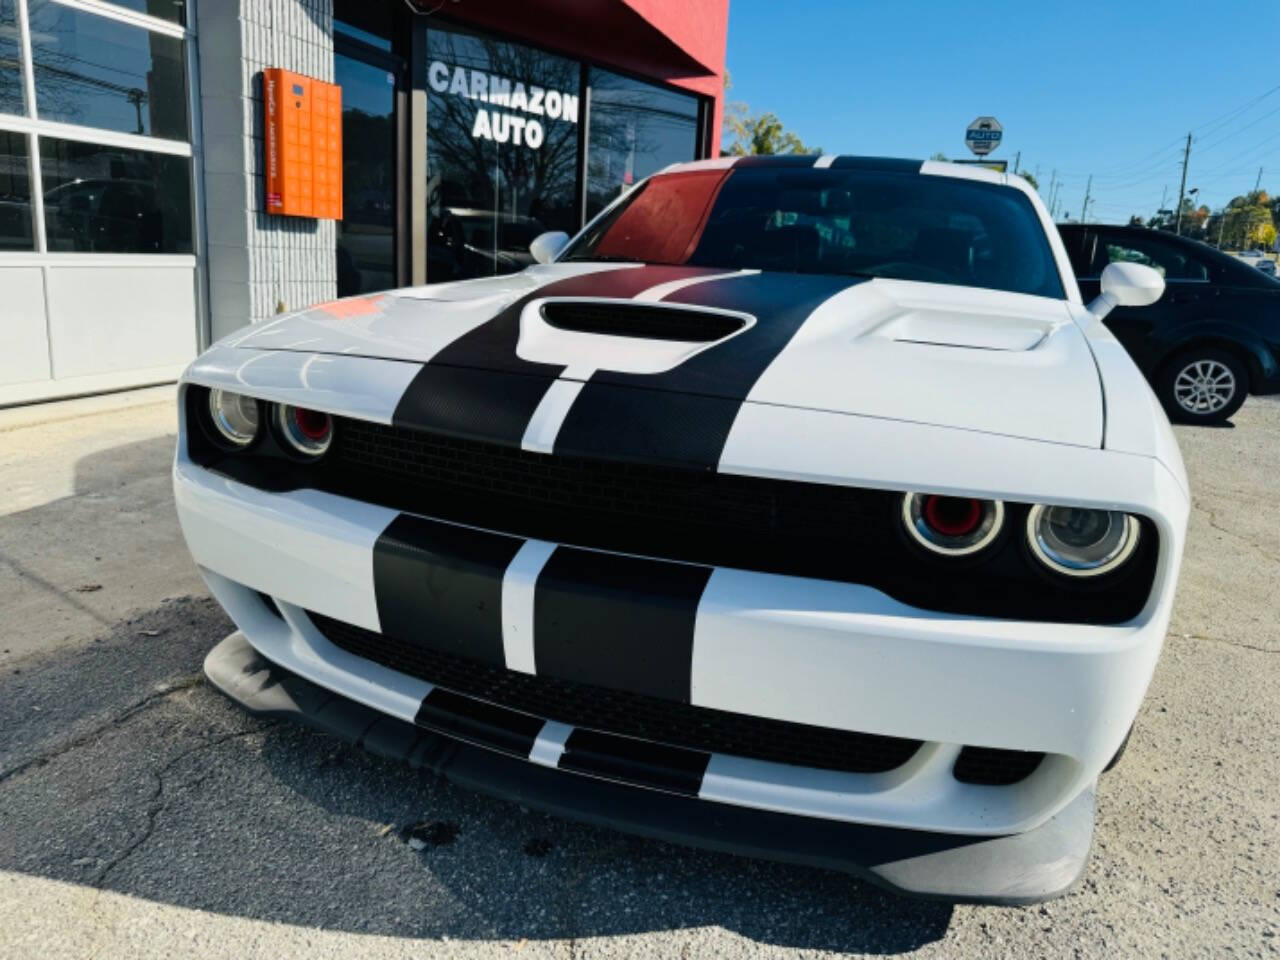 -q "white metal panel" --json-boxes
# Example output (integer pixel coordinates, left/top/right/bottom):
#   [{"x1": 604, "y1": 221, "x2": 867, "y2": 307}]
[
  {"x1": 183, "y1": 345, "x2": 422, "y2": 424},
  {"x1": 174, "y1": 455, "x2": 395, "y2": 632},
  {"x1": 0, "y1": 266, "x2": 51, "y2": 386},
  {"x1": 47, "y1": 264, "x2": 198, "y2": 378},
  {"x1": 741, "y1": 279, "x2": 1103, "y2": 448},
  {"x1": 228, "y1": 262, "x2": 630, "y2": 361}
]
